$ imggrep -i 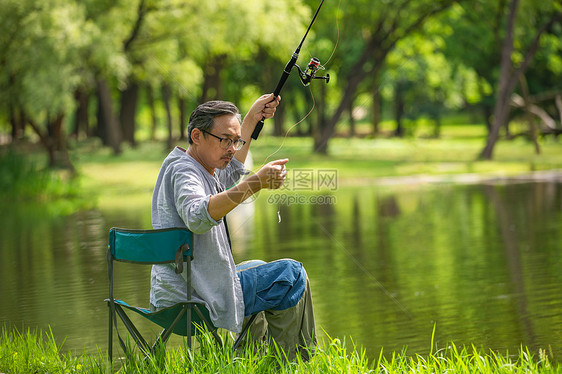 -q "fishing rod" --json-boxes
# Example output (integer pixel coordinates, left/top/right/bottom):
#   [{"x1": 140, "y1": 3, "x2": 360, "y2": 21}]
[{"x1": 251, "y1": 0, "x2": 330, "y2": 140}]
